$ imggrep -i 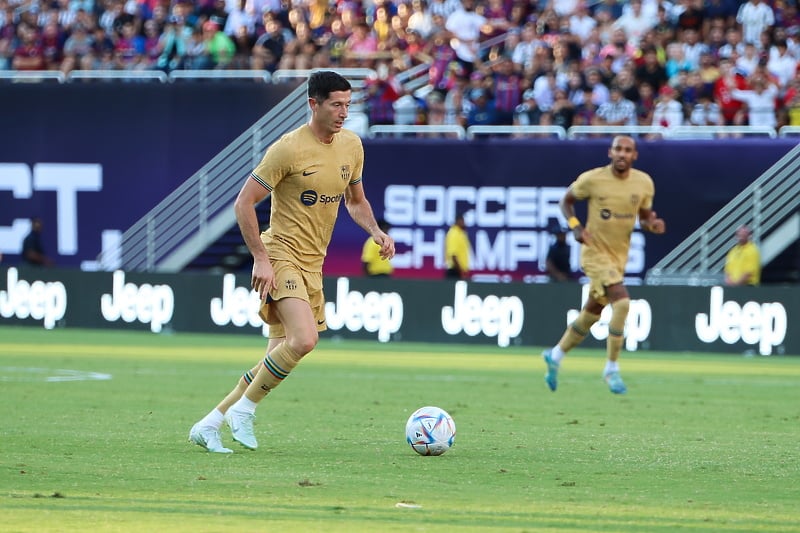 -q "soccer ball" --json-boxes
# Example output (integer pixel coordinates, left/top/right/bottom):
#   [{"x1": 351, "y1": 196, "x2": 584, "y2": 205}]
[{"x1": 405, "y1": 406, "x2": 456, "y2": 456}]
